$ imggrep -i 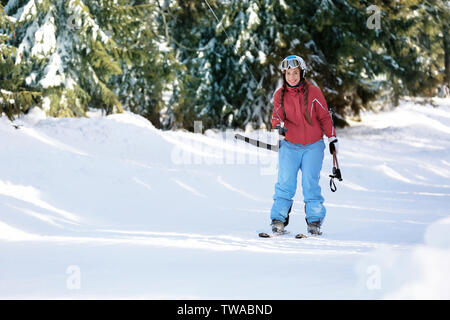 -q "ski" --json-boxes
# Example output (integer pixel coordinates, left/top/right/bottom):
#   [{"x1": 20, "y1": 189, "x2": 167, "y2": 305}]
[
  {"x1": 258, "y1": 231, "x2": 308, "y2": 239},
  {"x1": 258, "y1": 231, "x2": 289, "y2": 238}
]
